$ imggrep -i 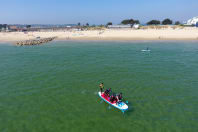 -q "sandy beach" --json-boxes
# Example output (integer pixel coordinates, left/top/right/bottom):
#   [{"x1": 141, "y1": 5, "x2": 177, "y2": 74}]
[{"x1": 0, "y1": 27, "x2": 198, "y2": 43}]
